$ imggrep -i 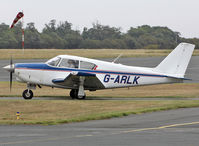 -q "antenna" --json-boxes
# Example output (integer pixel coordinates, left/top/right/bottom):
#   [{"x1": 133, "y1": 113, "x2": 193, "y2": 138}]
[{"x1": 112, "y1": 54, "x2": 123, "y2": 63}]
